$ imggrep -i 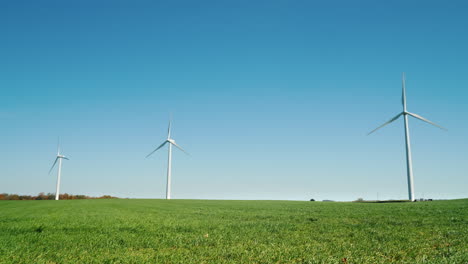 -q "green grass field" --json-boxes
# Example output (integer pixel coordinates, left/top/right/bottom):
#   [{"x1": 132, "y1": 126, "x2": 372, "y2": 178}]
[{"x1": 0, "y1": 199, "x2": 467, "y2": 264}]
